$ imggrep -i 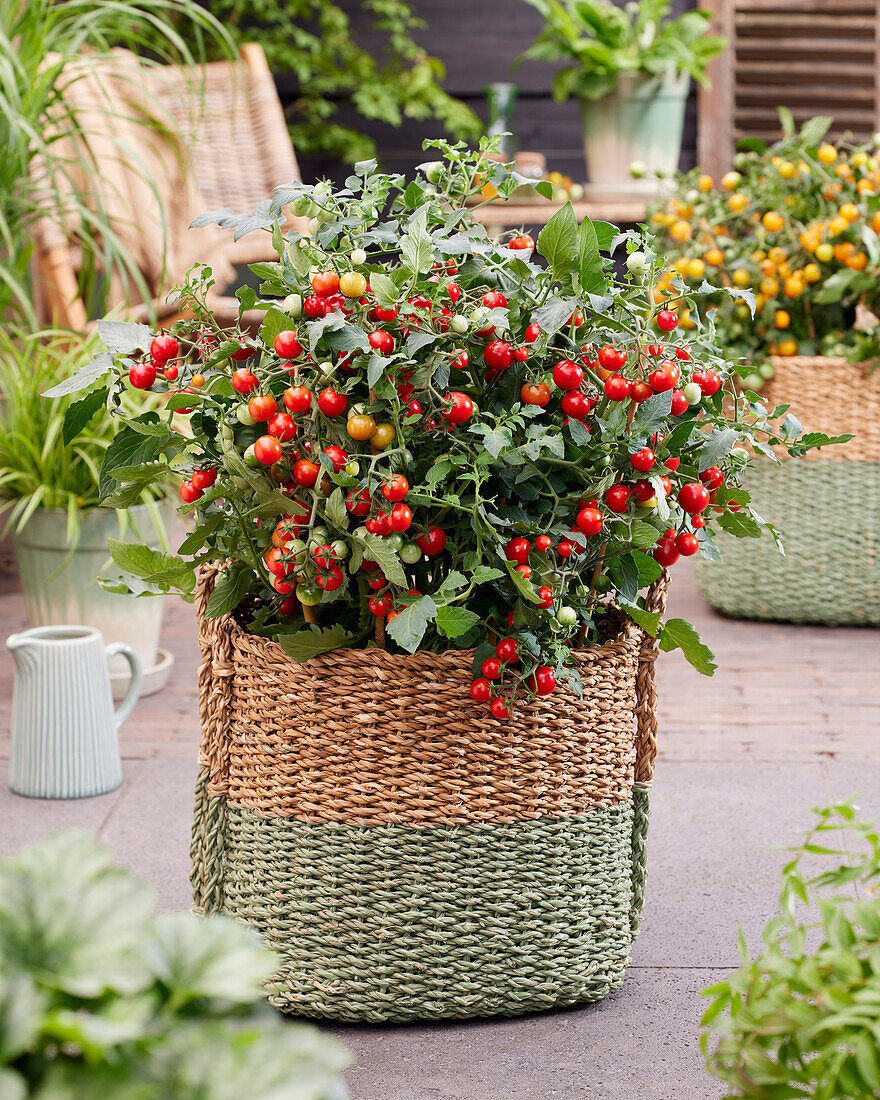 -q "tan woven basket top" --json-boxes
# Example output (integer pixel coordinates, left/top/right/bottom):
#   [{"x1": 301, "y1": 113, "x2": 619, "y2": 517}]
[{"x1": 764, "y1": 356, "x2": 880, "y2": 463}]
